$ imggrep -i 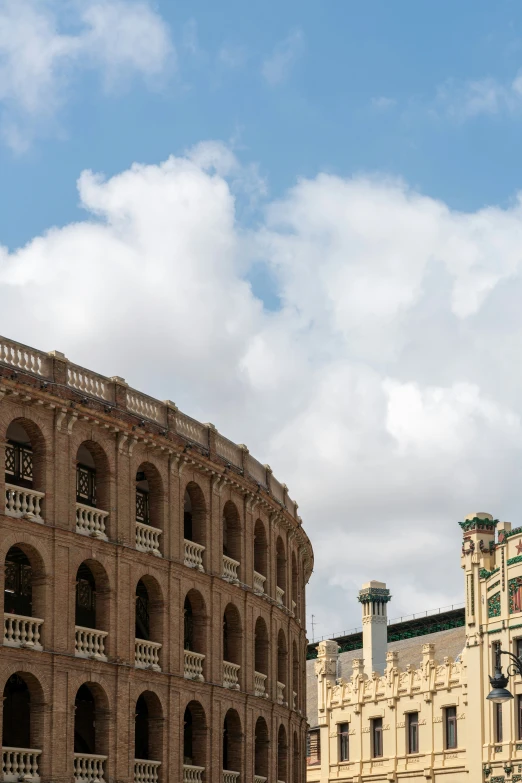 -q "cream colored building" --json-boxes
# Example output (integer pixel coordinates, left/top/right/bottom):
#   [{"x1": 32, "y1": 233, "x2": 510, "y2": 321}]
[{"x1": 306, "y1": 512, "x2": 522, "y2": 782}]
